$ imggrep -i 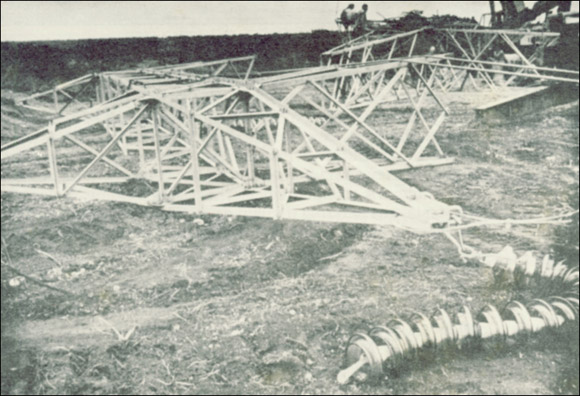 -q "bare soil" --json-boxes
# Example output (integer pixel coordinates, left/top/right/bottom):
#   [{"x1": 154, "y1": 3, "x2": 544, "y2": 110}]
[{"x1": 1, "y1": 89, "x2": 578, "y2": 395}]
